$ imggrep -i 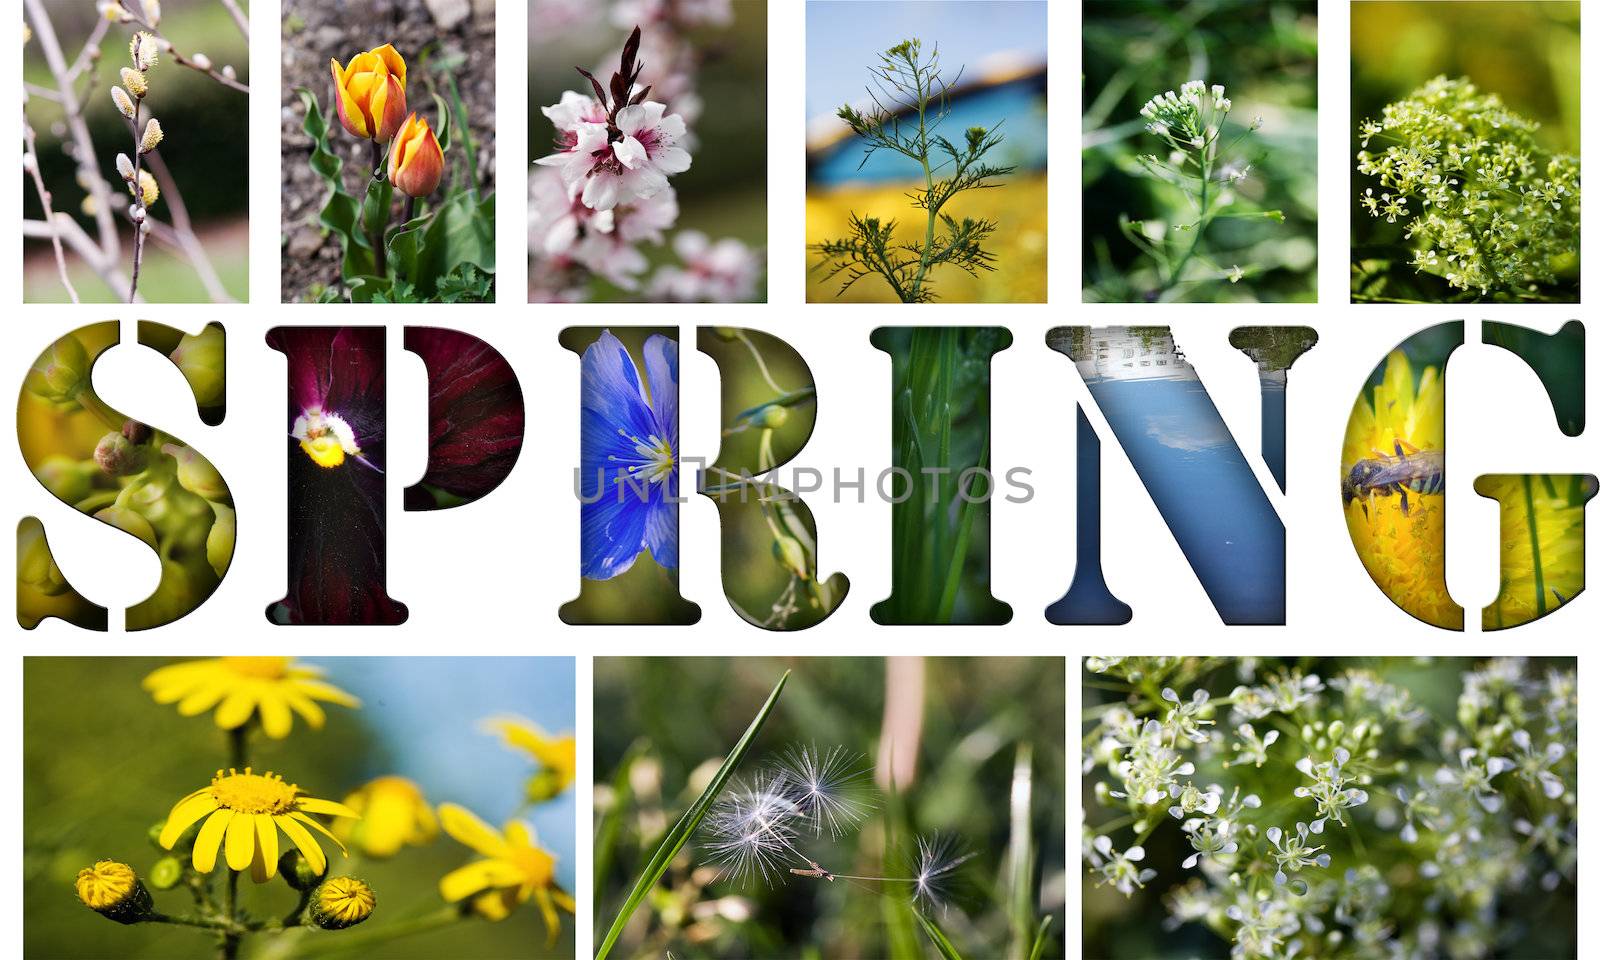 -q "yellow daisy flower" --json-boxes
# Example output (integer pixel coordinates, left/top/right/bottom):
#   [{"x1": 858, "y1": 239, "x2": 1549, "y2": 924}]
[
  {"x1": 159, "y1": 768, "x2": 359, "y2": 882},
  {"x1": 143, "y1": 657, "x2": 360, "y2": 739},
  {"x1": 437, "y1": 803, "x2": 576, "y2": 939},
  {"x1": 484, "y1": 715, "x2": 576, "y2": 801},
  {"x1": 1341, "y1": 349, "x2": 1463, "y2": 629},
  {"x1": 1477, "y1": 473, "x2": 1596, "y2": 630},
  {"x1": 75, "y1": 860, "x2": 151, "y2": 922},
  {"x1": 333, "y1": 776, "x2": 438, "y2": 858}
]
